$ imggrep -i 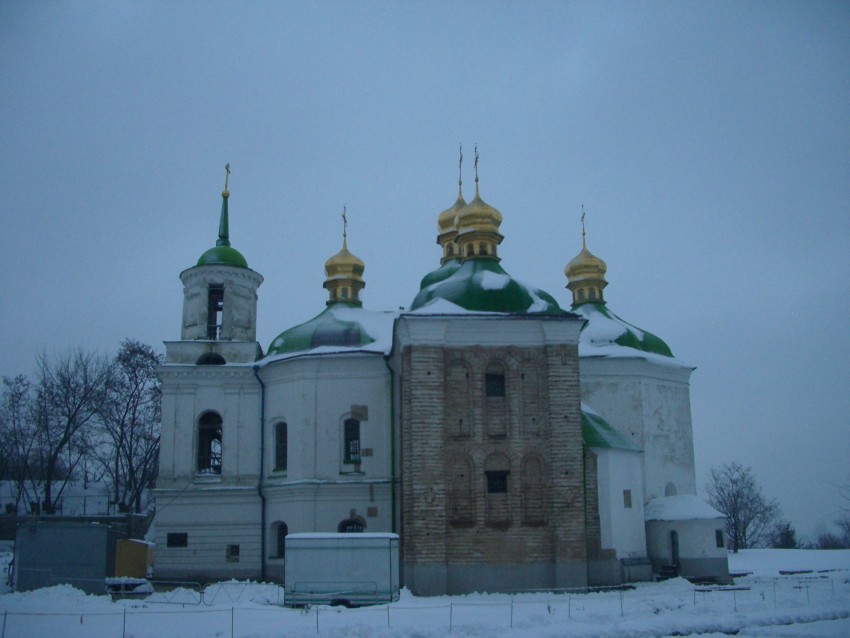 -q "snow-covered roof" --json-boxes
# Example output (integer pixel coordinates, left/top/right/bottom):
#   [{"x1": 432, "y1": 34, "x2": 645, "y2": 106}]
[
  {"x1": 264, "y1": 304, "x2": 398, "y2": 360},
  {"x1": 574, "y1": 302, "x2": 692, "y2": 369},
  {"x1": 644, "y1": 495, "x2": 725, "y2": 521}
]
